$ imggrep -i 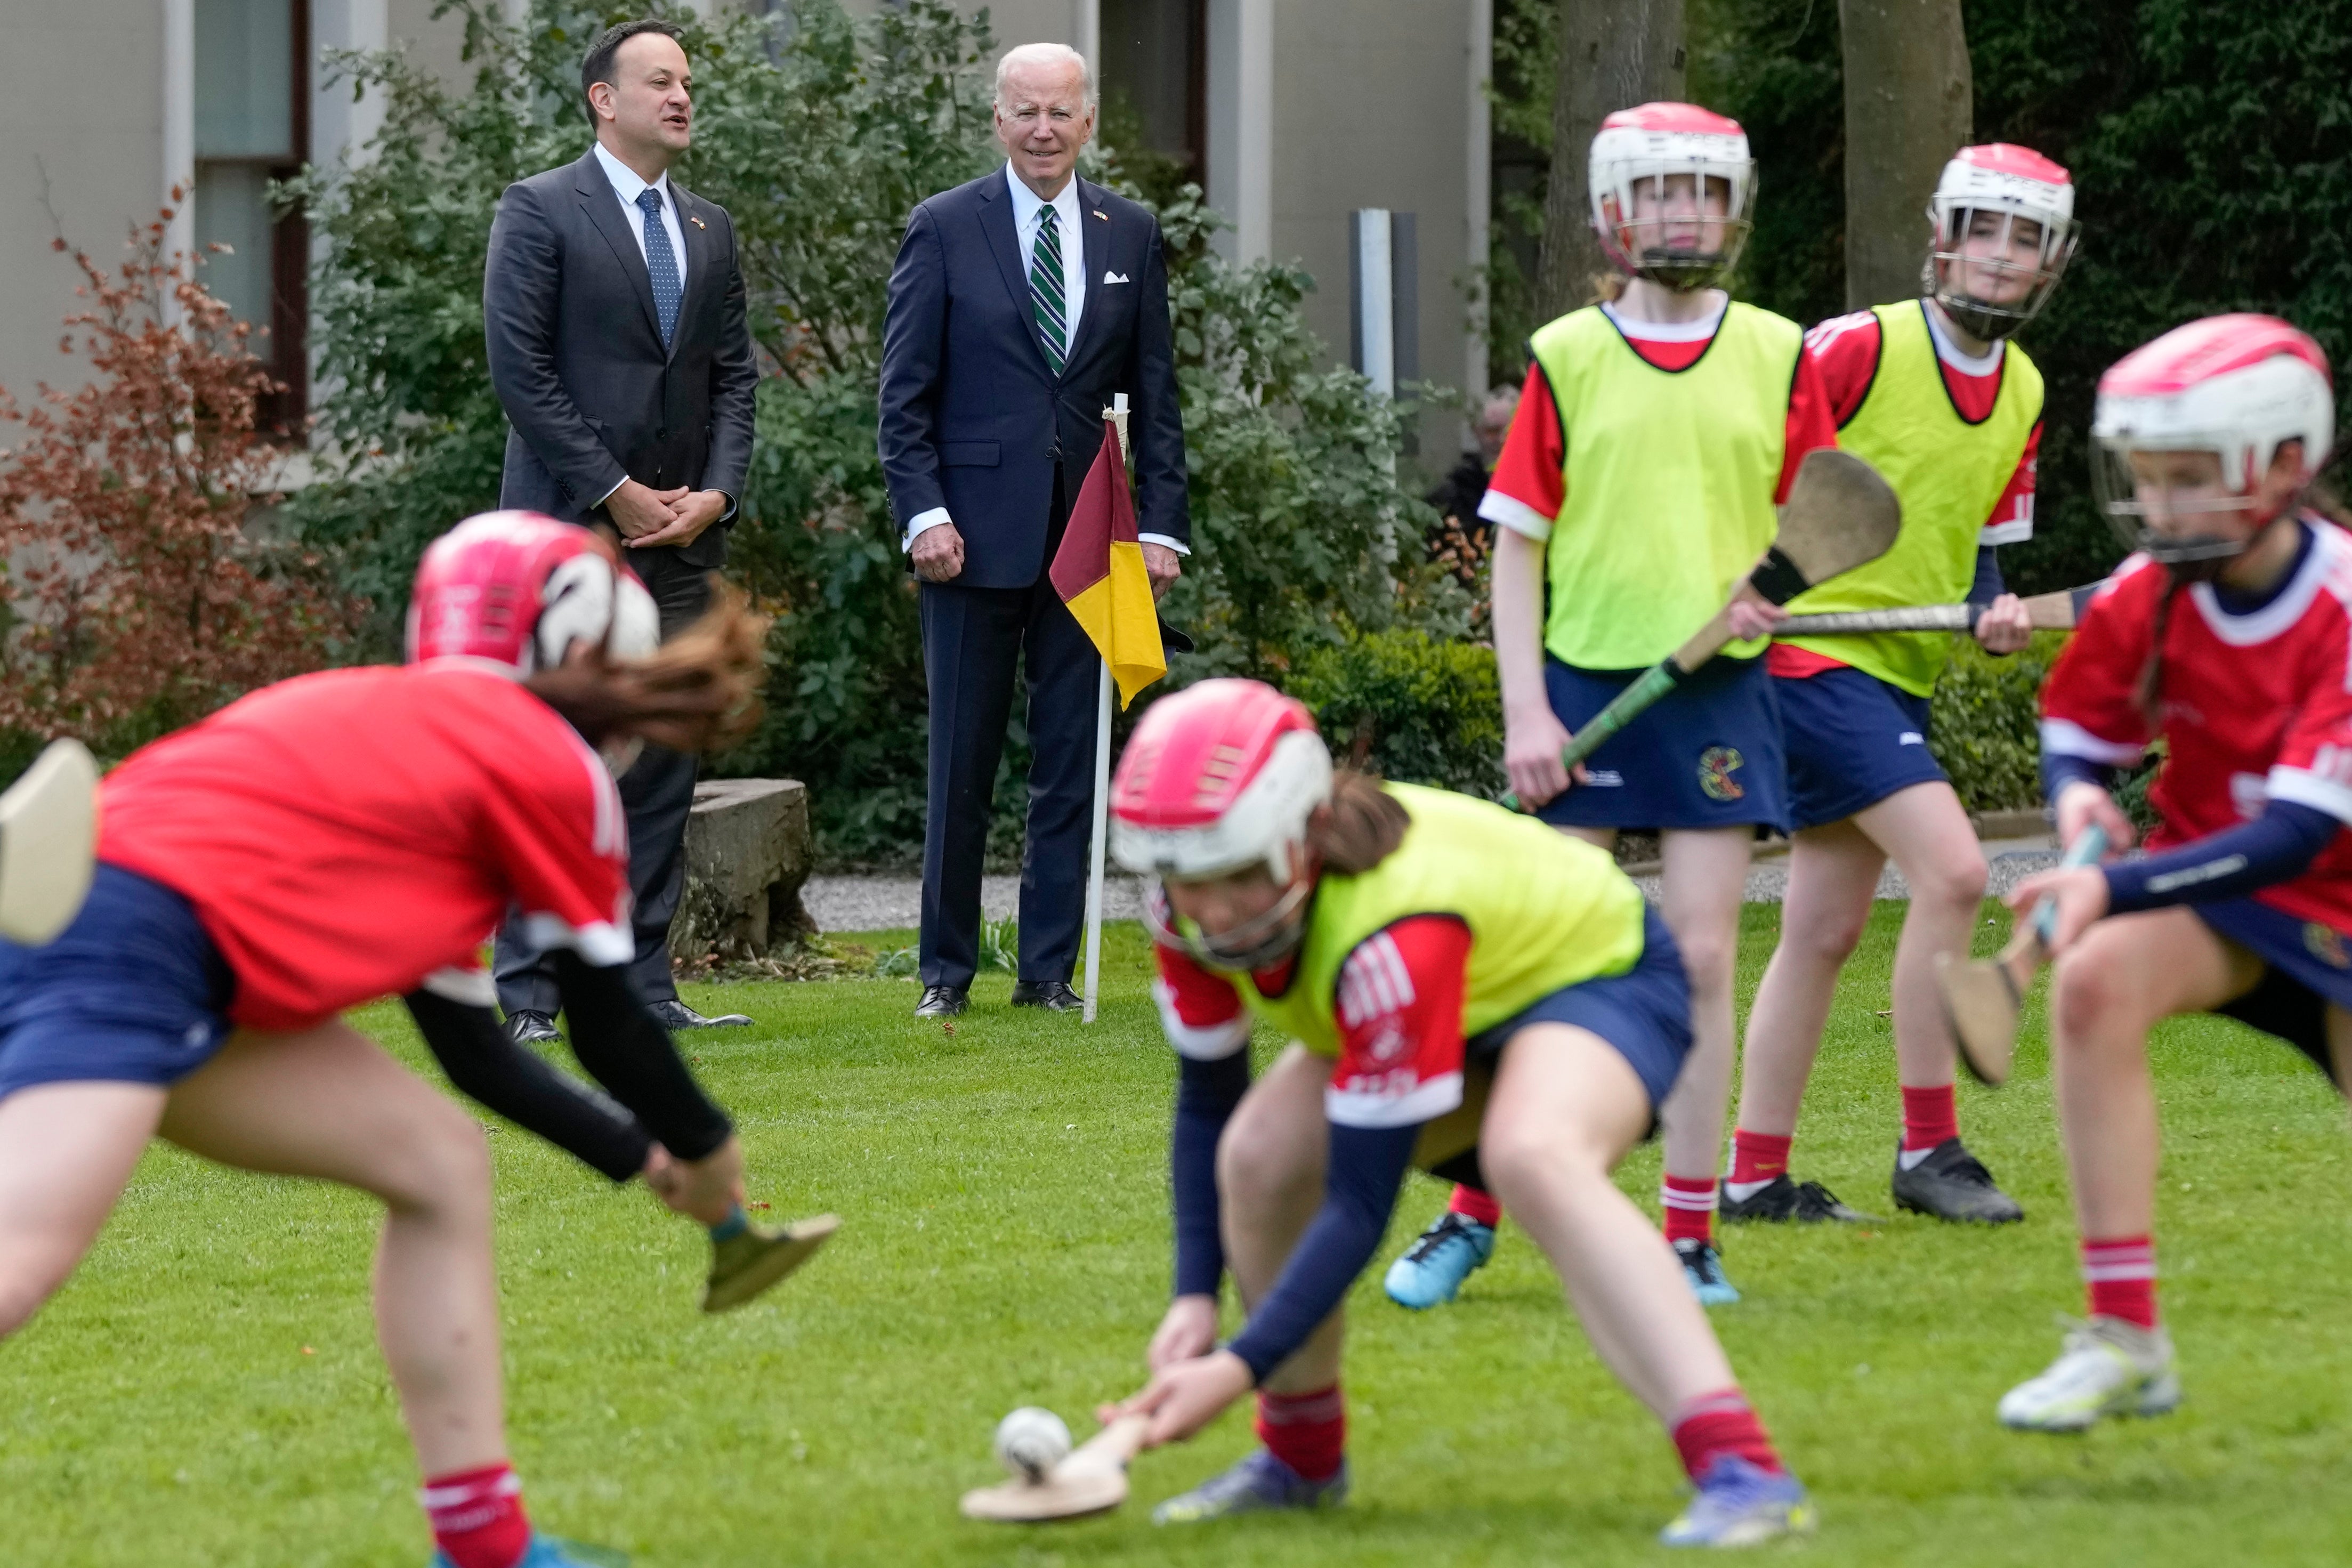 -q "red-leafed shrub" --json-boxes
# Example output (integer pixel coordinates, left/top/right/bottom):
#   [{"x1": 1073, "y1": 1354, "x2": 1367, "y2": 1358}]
[{"x1": 0, "y1": 195, "x2": 363, "y2": 766}]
